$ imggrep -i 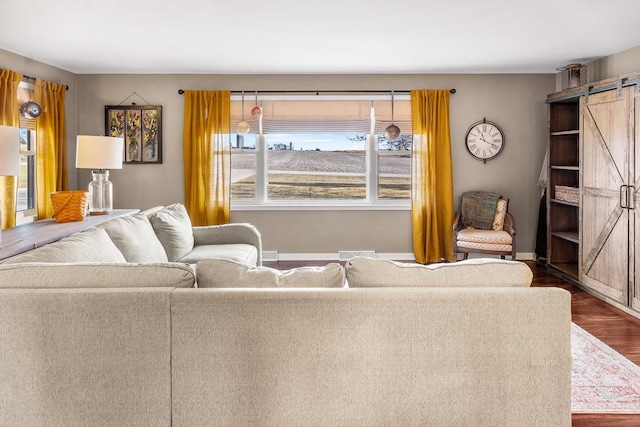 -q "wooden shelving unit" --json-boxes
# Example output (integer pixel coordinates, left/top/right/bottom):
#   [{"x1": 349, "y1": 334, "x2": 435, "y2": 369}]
[{"x1": 546, "y1": 92, "x2": 581, "y2": 280}]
